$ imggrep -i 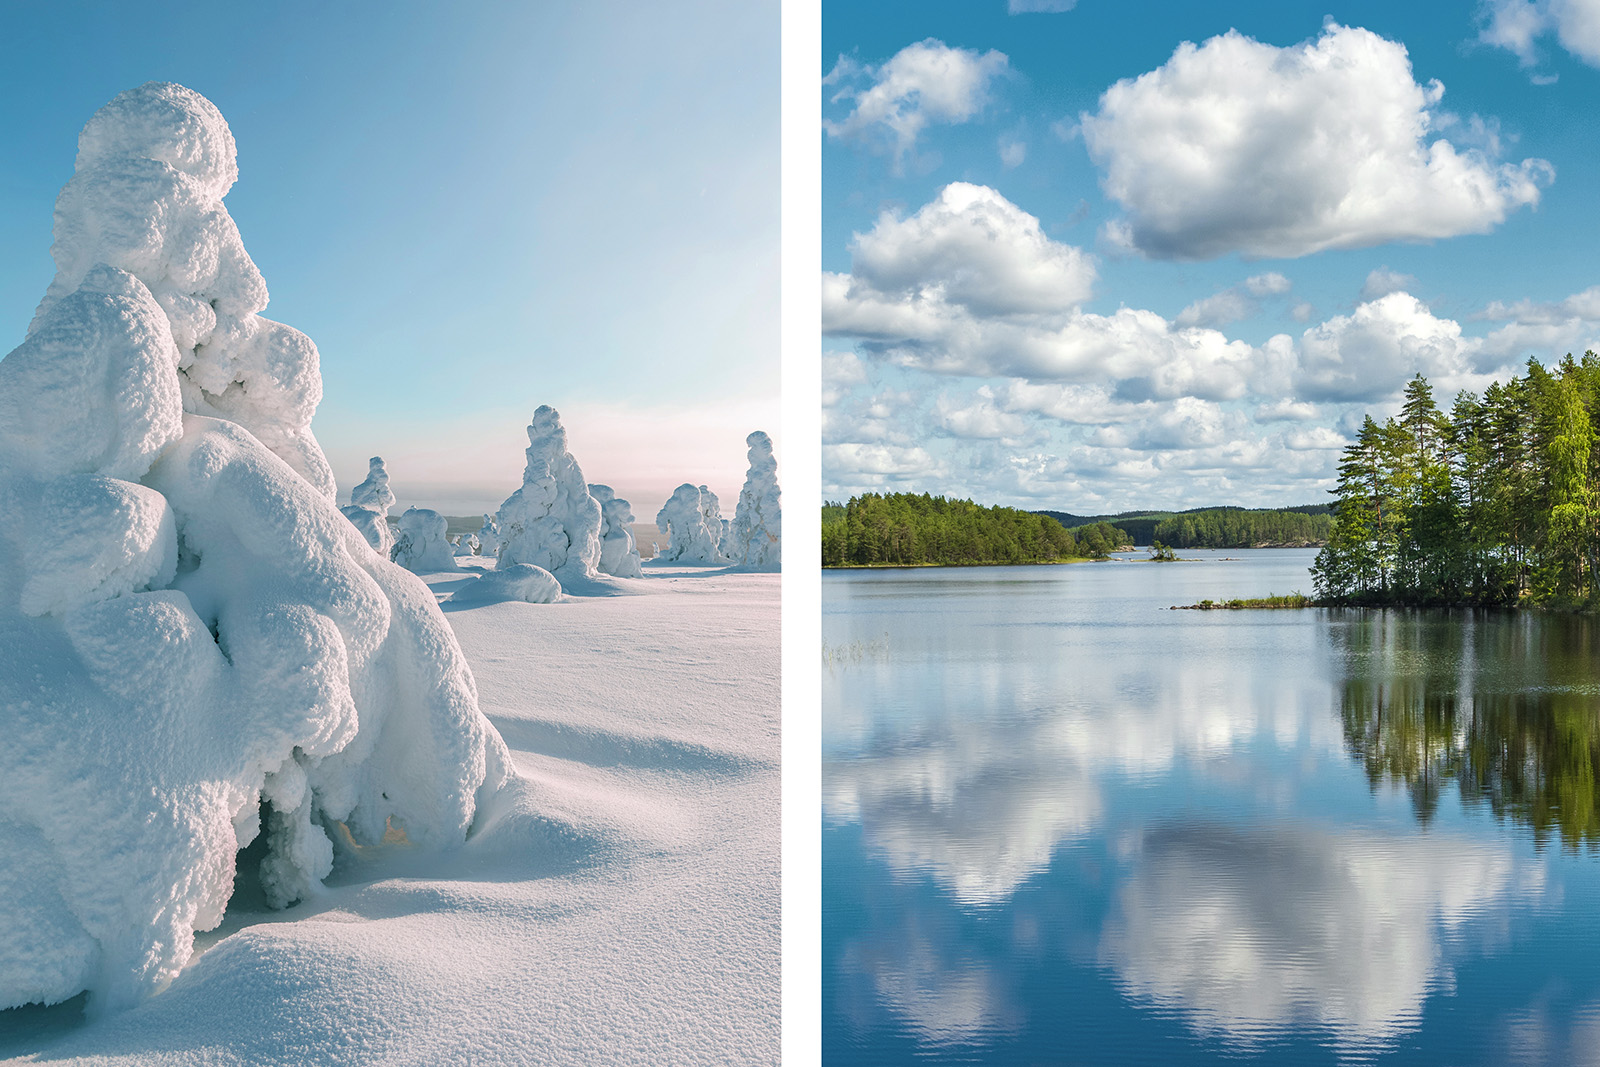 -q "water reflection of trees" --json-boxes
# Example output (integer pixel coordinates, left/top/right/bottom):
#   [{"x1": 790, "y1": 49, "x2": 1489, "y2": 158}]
[{"x1": 1337, "y1": 610, "x2": 1600, "y2": 848}]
